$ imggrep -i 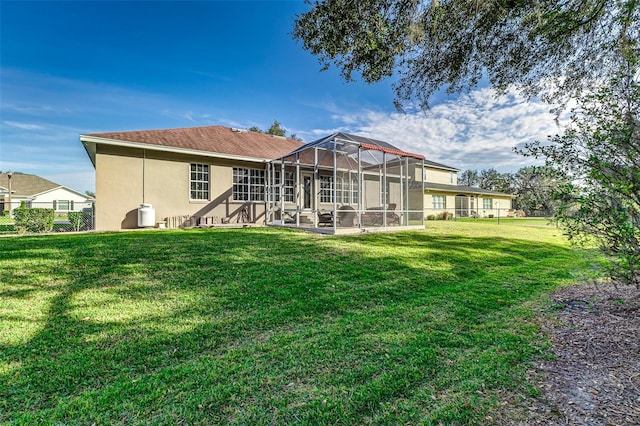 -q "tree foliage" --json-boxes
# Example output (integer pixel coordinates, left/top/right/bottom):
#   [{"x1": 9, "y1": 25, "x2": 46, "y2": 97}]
[
  {"x1": 511, "y1": 166, "x2": 568, "y2": 215},
  {"x1": 459, "y1": 166, "x2": 565, "y2": 216},
  {"x1": 267, "y1": 120, "x2": 286, "y2": 137},
  {"x1": 293, "y1": 0, "x2": 639, "y2": 108},
  {"x1": 478, "y1": 168, "x2": 512, "y2": 193},
  {"x1": 458, "y1": 169, "x2": 479, "y2": 187},
  {"x1": 247, "y1": 120, "x2": 302, "y2": 140},
  {"x1": 521, "y1": 61, "x2": 640, "y2": 286}
]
